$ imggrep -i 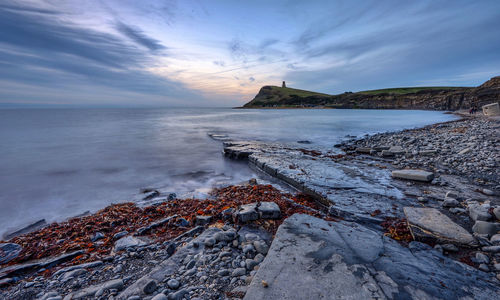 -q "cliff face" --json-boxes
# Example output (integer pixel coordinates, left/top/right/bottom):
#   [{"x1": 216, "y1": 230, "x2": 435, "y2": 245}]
[{"x1": 243, "y1": 76, "x2": 500, "y2": 110}]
